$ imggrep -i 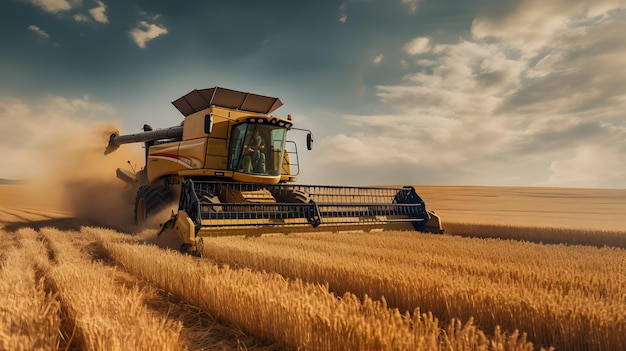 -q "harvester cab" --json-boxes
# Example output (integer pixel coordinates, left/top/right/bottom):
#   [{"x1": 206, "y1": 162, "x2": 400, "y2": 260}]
[{"x1": 105, "y1": 86, "x2": 443, "y2": 251}]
